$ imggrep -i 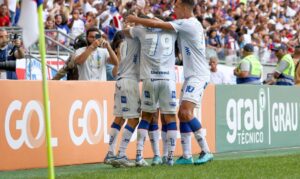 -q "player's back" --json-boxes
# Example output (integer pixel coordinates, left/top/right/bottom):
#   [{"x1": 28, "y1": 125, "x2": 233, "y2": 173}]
[
  {"x1": 170, "y1": 17, "x2": 210, "y2": 80},
  {"x1": 117, "y1": 37, "x2": 140, "y2": 81},
  {"x1": 130, "y1": 26, "x2": 177, "y2": 80}
]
